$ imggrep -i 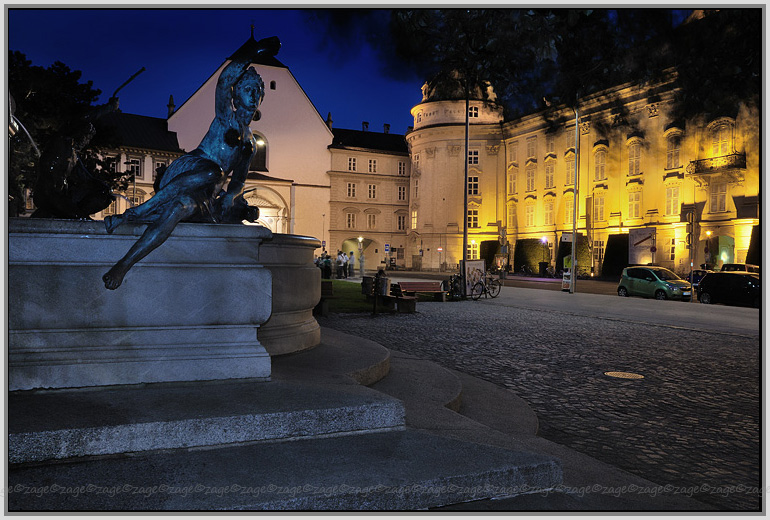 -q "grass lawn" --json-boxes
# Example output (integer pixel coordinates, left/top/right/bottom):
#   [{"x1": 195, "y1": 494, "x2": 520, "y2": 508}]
[{"x1": 326, "y1": 279, "x2": 376, "y2": 313}]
